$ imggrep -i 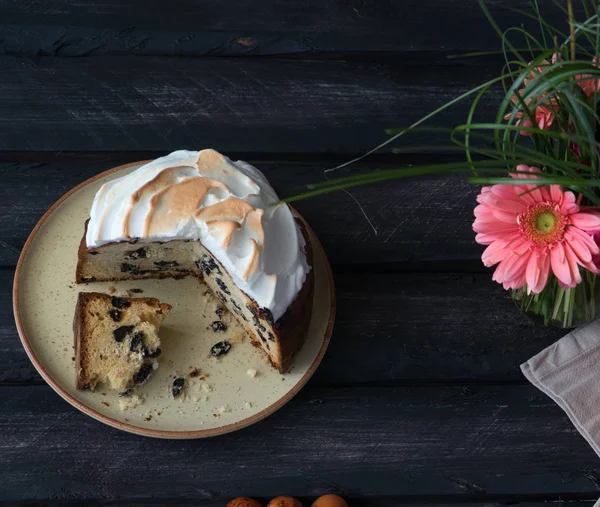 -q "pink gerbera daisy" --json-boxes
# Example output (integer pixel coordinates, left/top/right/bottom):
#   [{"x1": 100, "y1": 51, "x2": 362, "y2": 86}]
[
  {"x1": 473, "y1": 165, "x2": 600, "y2": 293},
  {"x1": 504, "y1": 94, "x2": 557, "y2": 136},
  {"x1": 575, "y1": 57, "x2": 600, "y2": 100}
]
